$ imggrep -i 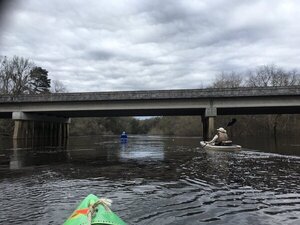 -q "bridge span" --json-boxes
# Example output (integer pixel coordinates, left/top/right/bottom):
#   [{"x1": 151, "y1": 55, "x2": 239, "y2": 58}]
[{"x1": 1, "y1": 86, "x2": 300, "y2": 140}]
